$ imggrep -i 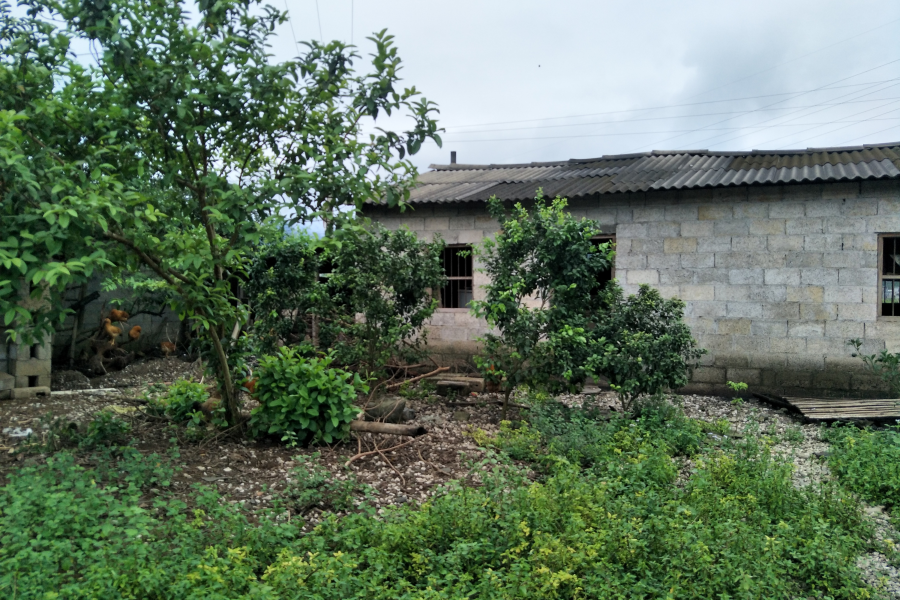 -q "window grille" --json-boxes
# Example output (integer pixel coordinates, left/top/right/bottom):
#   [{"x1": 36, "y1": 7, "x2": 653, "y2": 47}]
[
  {"x1": 881, "y1": 236, "x2": 900, "y2": 316},
  {"x1": 440, "y1": 246, "x2": 473, "y2": 308}
]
